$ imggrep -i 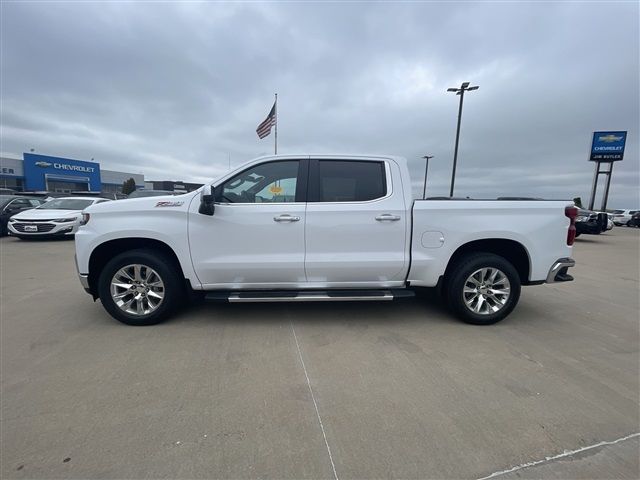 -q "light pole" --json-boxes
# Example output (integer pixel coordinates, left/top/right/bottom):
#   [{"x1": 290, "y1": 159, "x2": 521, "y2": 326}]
[
  {"x1": 421, "y1": 155, "x2": 434, "y2": 199},
  {"x1": 447, "y1": 81, "x2": 478, "y2": 197}
]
